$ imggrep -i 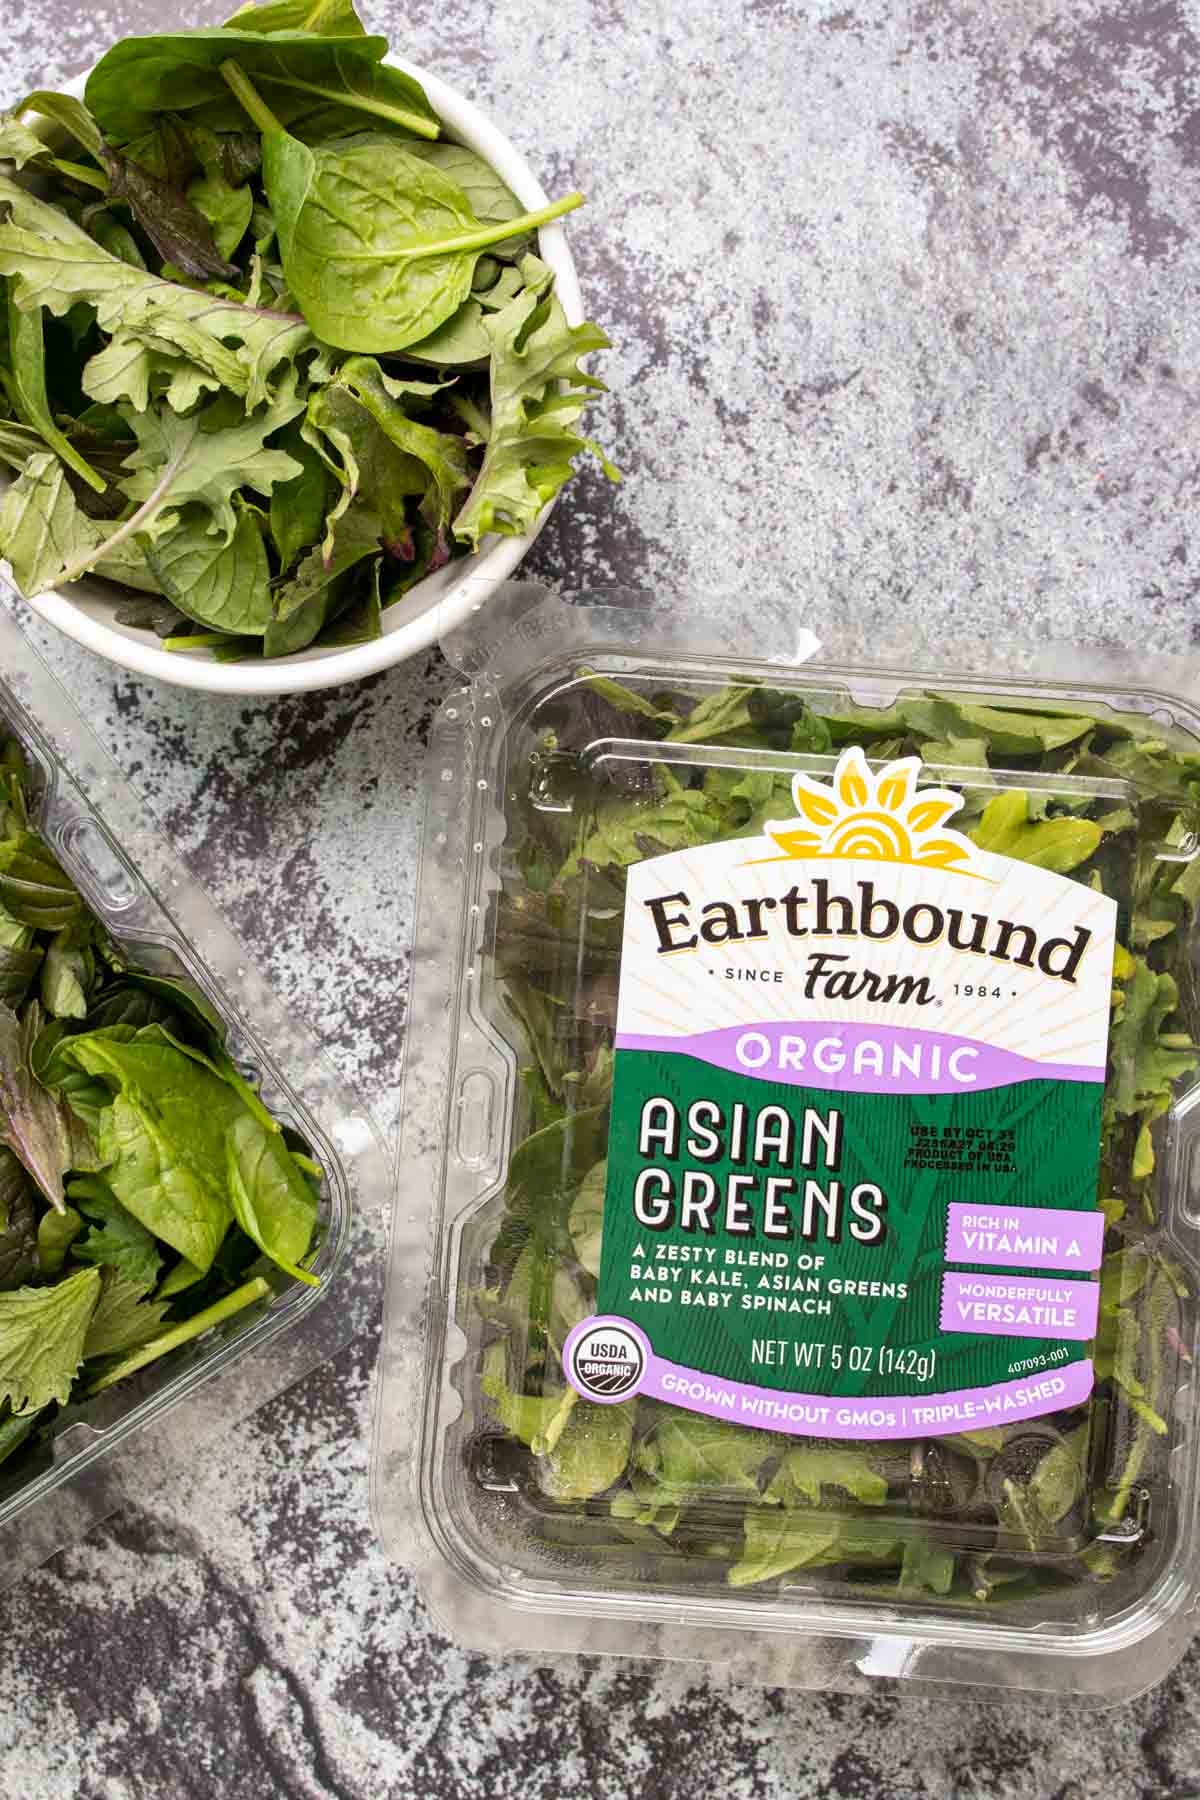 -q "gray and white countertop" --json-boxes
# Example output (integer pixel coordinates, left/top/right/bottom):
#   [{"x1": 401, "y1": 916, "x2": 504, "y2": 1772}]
[{"x1": 3, "y1": 1, "x2": 1200, "y2": 1793}]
